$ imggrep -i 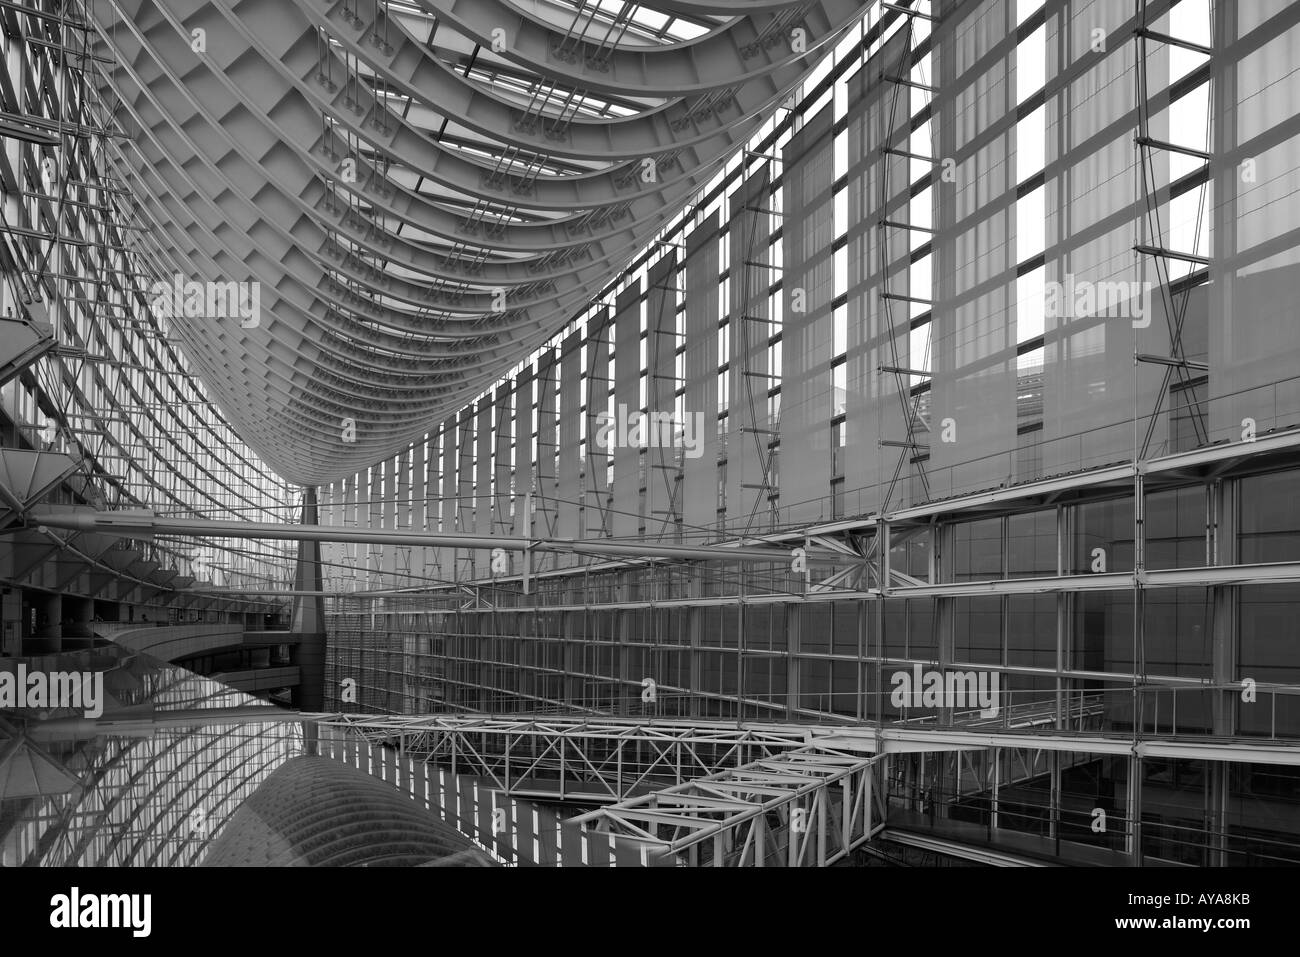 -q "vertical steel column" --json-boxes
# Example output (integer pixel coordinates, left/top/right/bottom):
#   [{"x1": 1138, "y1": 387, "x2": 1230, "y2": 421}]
[
  {"x1": 1210, "y1": 477, "x2": 1236, "y2": 865},
  {"x1": 1128, "y1": 752, "x2": 1143, "y2": 866},
  {"x1": 1055, "y1": 503, "x2": 1068, "y2": 729},
  {"x1": 876, "y1": 517, "x2": 890, "y2": 726},
  {"x1": 291, "y1": 487, "x2": 327, "y2": 711}
]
